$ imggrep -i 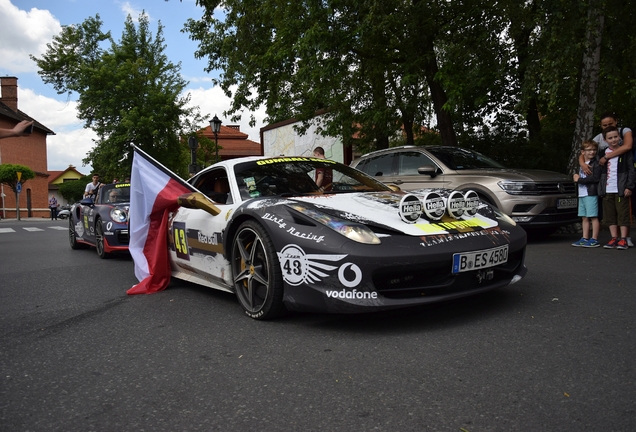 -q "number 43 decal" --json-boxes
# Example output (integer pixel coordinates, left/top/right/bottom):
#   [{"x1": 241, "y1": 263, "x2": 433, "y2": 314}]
[{"x1": 173, "y1": 222, "x2": 190, "y2": 260}]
